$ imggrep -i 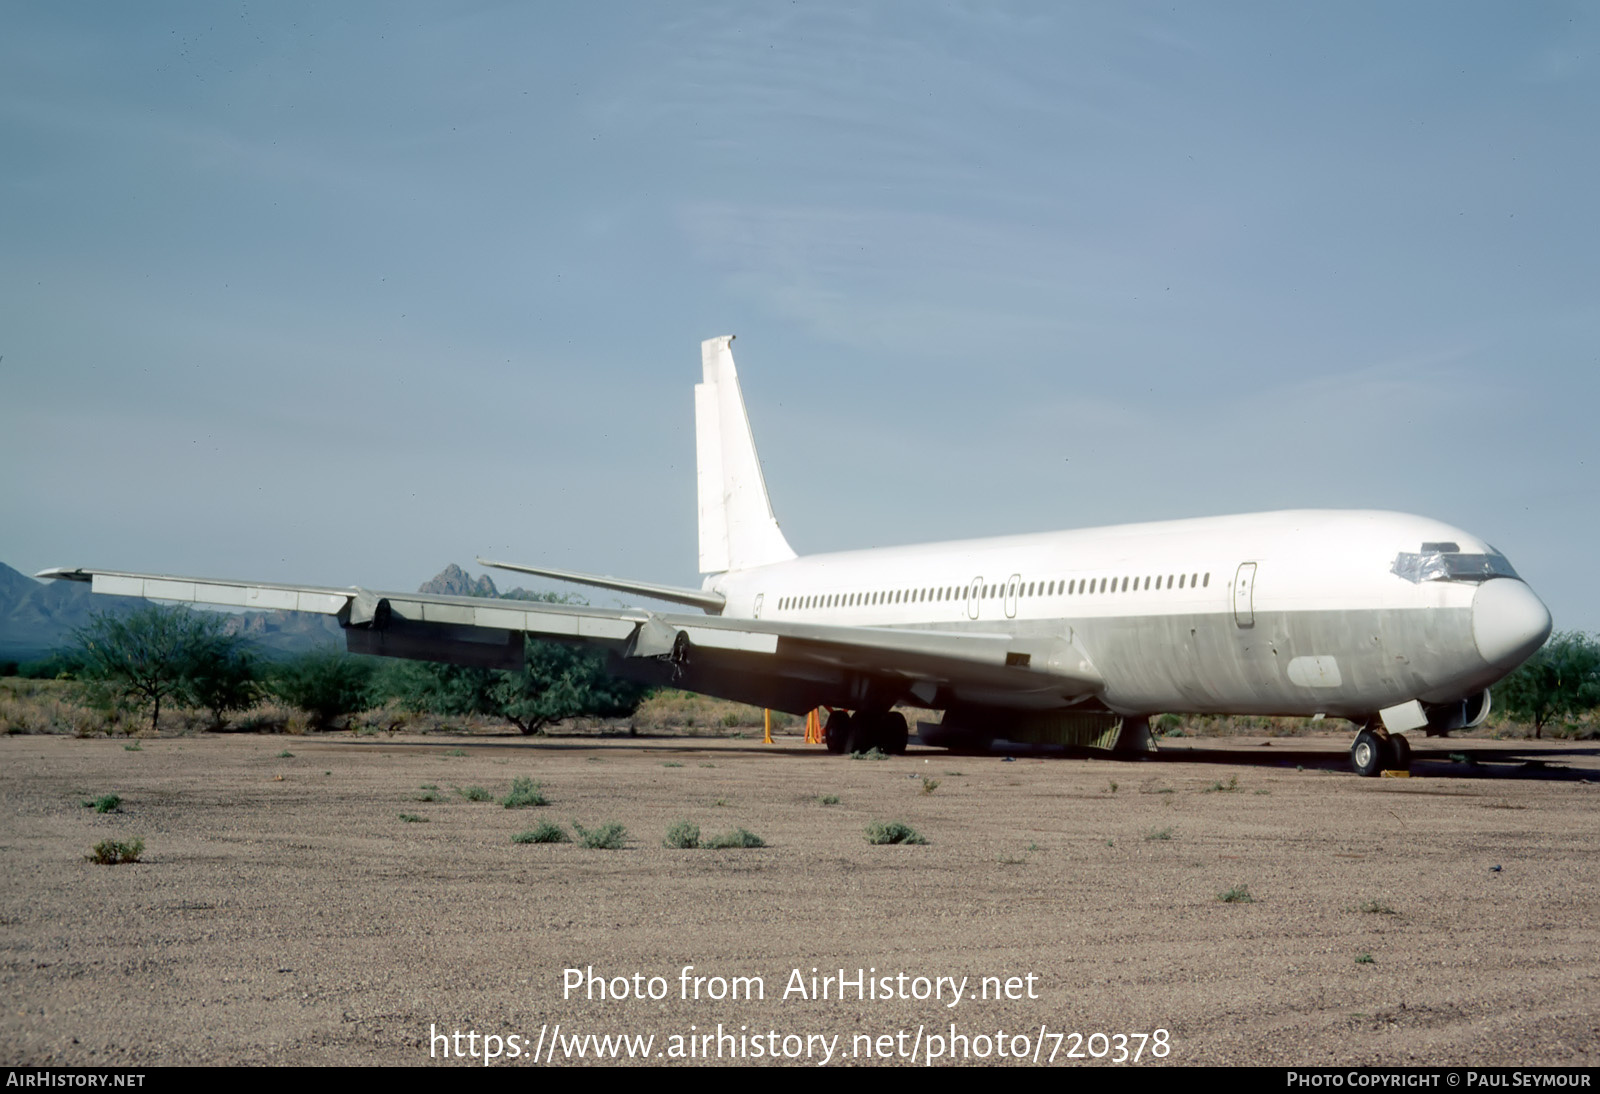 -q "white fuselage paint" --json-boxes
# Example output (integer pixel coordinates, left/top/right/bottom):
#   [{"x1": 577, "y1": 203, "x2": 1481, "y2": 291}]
[{"x1": 703, "y1": 509, "x2": 1541, "y2": 720}]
